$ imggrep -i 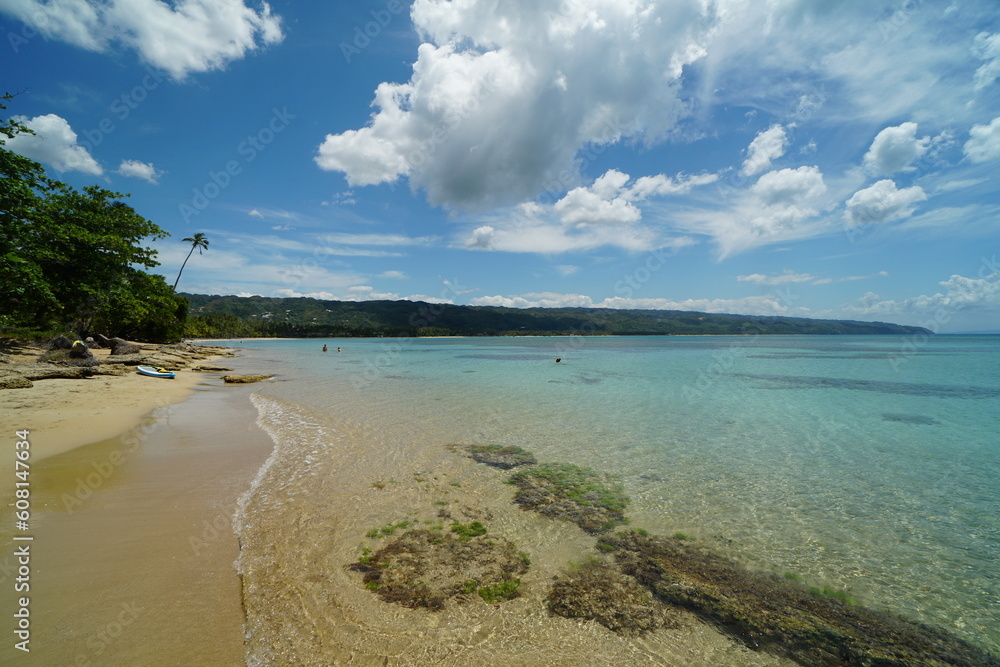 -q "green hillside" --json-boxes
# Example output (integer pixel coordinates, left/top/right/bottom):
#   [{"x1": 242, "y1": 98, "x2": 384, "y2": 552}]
[{"x1": 181, "y1": 294, "x2": 931, "y2": 339}]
